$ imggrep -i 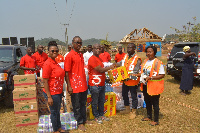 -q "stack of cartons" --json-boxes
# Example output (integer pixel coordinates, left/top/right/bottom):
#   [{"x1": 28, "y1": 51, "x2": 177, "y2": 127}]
[
  {"x1": 13, "y1": 74, "x2": 38, "y2": 127},
  {"x1": 87, "y1": 92, "x2": 116, "y2": 119},
  {"x1": 37, "y1": 77, "x2": 50, "y2": 115}
]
